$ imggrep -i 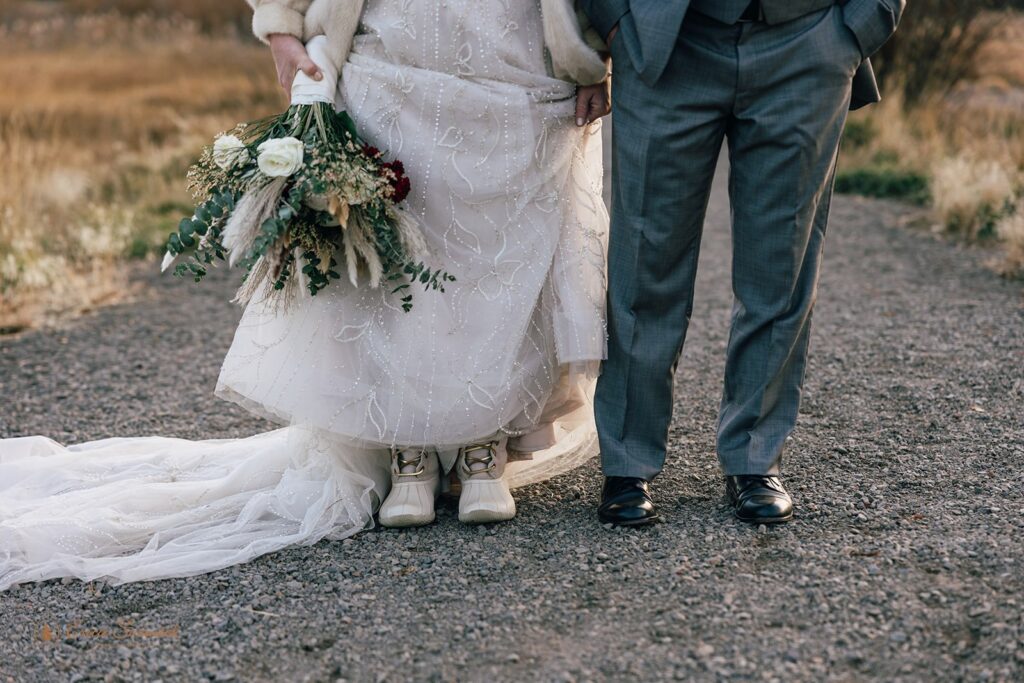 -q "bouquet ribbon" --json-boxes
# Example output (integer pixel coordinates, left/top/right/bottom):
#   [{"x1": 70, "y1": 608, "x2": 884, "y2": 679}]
[{"x1": 290, "y1": 35, "x2": 341, "y2": 106}]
